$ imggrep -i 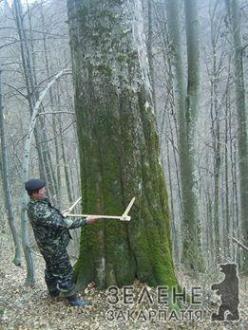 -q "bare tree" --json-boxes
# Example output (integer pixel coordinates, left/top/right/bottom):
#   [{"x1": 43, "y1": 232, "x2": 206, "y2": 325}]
[
  {"x1": 225, "y1": 0, "x2": 248, "y2": 273},
  {"x1": 0, "y1": 67, "x2": 22, "y2": 267},
  {"x1": 165, "y1": 0, "x2": 204, "y2": 272}
]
